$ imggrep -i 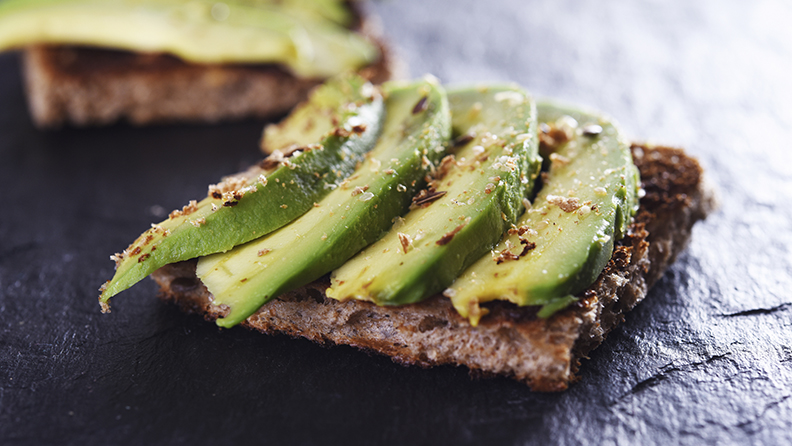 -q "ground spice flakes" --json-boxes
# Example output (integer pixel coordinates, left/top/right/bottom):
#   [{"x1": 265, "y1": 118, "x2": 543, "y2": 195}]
[
  {"x1": 351, "y1": 185, "x2": 369, "y2": 196},
  {"x1": 413, "y1": 188, "x2": 447, "y2": 207},
  {"x1": 538, "y1": 123, "x2": 571, "y2": 155},
  {"x1": 546, "y1": 195, "x2": 581, "y2": 212},
  {"x1": 398, "y1": 232, "x2": 413, "y2": 253},
  {"x1": 208, "y1": 175, "x2": 248, "y2": 199},
  {"x1": 435, "y1": 155, "x2": 457, "y2": 179},
  {"x1": 494, "y1": 239, "x2": 536, "y2": 264},
  {"x1": 412, "y1": 96, "x2": 428, "y2": 114},
  {"x1": 436, "y1": 224, "x2": 466, "y2": 246},
  {"x1": 169, "y1": 200, "x2": 199, "y2": 219}
]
